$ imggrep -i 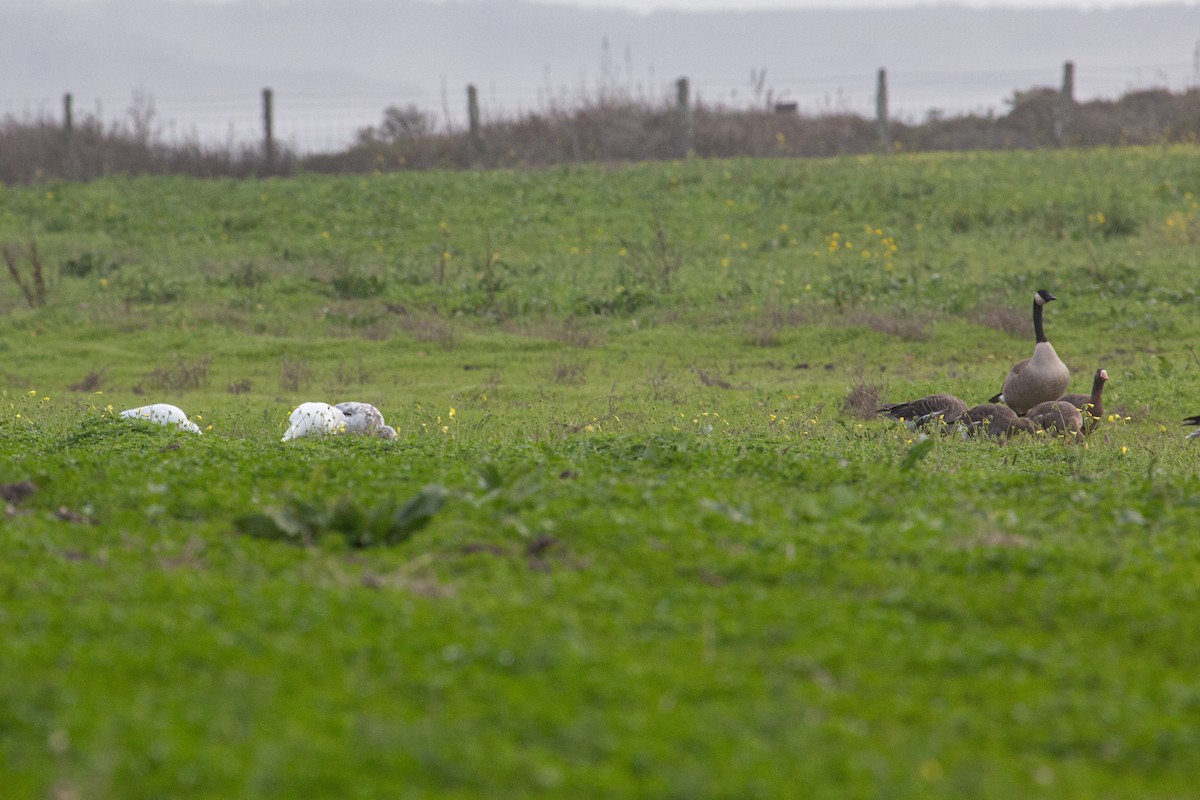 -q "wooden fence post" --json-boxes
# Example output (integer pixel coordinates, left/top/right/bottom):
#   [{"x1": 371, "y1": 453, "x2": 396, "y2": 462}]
[
  {"x1": 262, "y1": 88, "x2": 276, "y2": 174},
  {"x1": 467, "y1": 84, "x2": 484, "y2": 163},
  {"x1": 675, "y1": 77, "x2": 693, "y2": 158},
  {"x1": 1055, "y1": 61, "x2": 1074, "y2": 146},
  {"x1": 62, "y1": 92, "x2": 75, "y2": 179},
  {"x1": 876, "y1": 68, "x2": 891, "y2": 152}
]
